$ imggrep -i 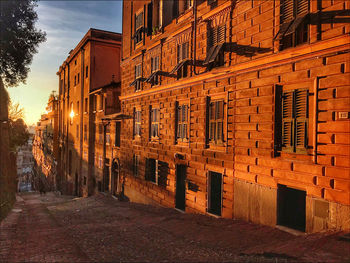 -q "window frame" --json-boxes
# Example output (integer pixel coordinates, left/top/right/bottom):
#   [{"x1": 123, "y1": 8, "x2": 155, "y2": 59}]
[
  {"x1": 134, "y1": 11, "x2": 144, "y2": 46},
  {"x1": 133, "y1": 154, "x2": 140, "y2": 177},
  {"x1": 175, "y1": 101, "x2": 190, "y2": 144},
  {"x1": 177, "y1": 42, "x2": 189, "y2": 79},
  {"x1": 274, "y1": 85, "x2": 309, "y2": 155},
  {"x1": 205, "y1": 24, "x2": 226, "y2": 67},
  {"x1": 277, "y1": 0, "x2": 310, "y2": 50},
  {"x1": 133, "y1": 108, "x2": 142, "y2": 138},
  {"x1": 206, "y1": 94, "x2": 227, "y2": 149},
  {"x1": 150, "y1": 56, "x2": 160, "y2": 86},
  {"x1": 134, "y1": 64, "x2": 142, "y2": 91},
  {"x1": 149, "y1": 106, "x2": 160, "y2": 140}
]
